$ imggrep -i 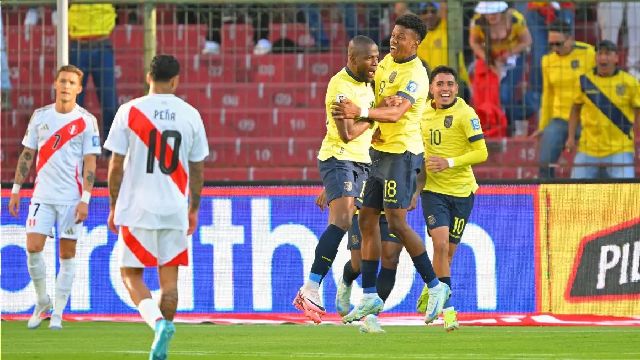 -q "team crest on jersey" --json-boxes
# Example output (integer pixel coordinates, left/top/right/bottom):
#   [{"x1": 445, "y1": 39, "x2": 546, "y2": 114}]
[
  {"x1": 344, "y1": 181, "x2": 353, "y2": 192},
  {"x1": 68, "y1": 124, "x2": 78, "y2": 135},
  {"x1": 427, "y1": 215, "x2": 436, "y2": 226},
  {"x1": 571, "y1": 60, "x2": 580, "y2": 69},
  {"x1": 616, "y1": 84, "x2": 626, "y2": 96},
  {"x1": 351, "y1": 235, "x2": 360, "y2": 247},
  {"x1": 389, "y1": 71, "x2": 397, "y2": 83},
  {"x1": 444, "y1": 115, "x2": 453, "y2": 128}
]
